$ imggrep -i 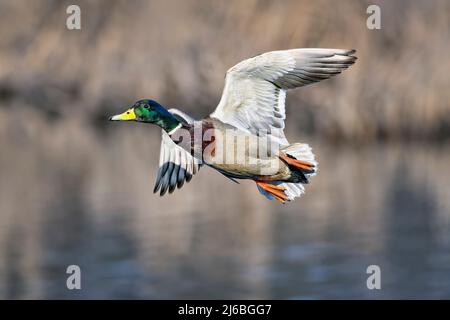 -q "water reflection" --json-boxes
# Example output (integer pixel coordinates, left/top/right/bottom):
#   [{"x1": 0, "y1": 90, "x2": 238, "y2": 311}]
[{"x1": 0, "y1": 116, "x2": 449, "y2": 299}]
